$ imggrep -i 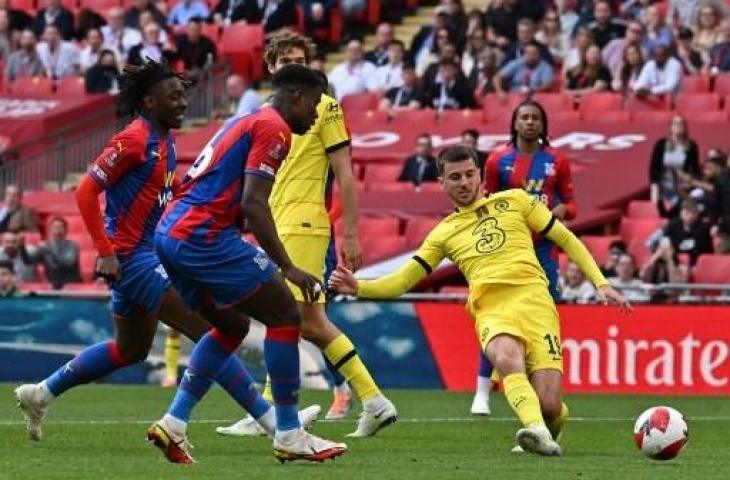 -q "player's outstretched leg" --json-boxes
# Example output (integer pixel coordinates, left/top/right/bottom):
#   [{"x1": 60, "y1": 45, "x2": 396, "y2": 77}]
[
  {"x1": 486, "y1": 335, "x2": 561, "y2": 457},
  {"x1": 470, "y1": 351, "x2": 492, "y2": 416},
  {"x1": 16, "y1": 310, "x2": 157, "y2": 441}
]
